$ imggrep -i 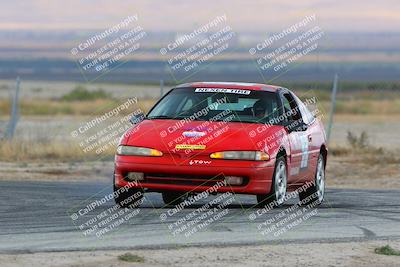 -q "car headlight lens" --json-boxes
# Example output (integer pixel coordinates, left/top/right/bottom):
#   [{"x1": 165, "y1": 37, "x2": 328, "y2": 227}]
[
  {"x1": 210, "y1": 151, "x2": 269, "y2": 161},
  {"x1": 117, "y1": 146, "x2": 163, "y2": 156}
]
